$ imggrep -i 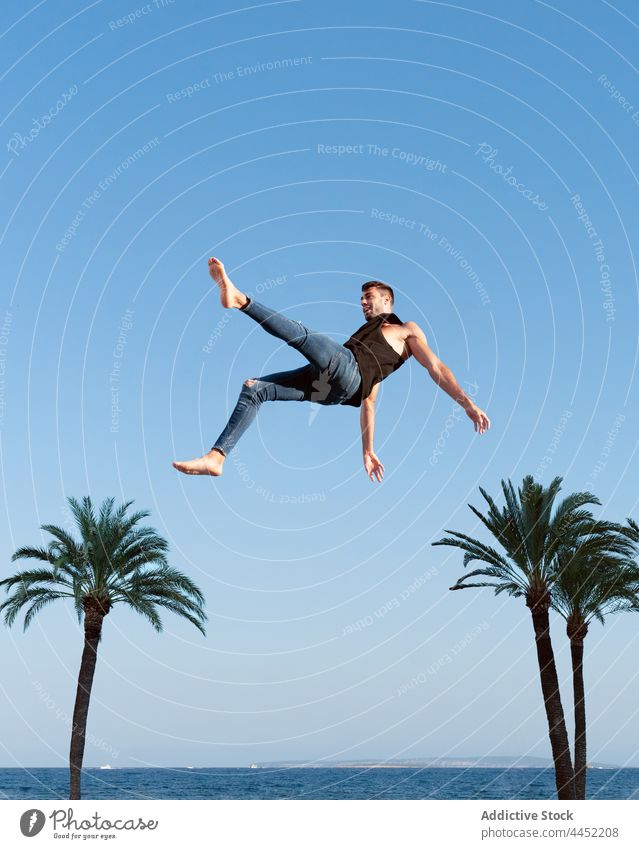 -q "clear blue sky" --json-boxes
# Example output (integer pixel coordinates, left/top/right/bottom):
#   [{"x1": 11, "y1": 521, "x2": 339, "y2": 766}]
[{"x1": 1, "y1": 0, "x2": 638, "y2": 770}]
